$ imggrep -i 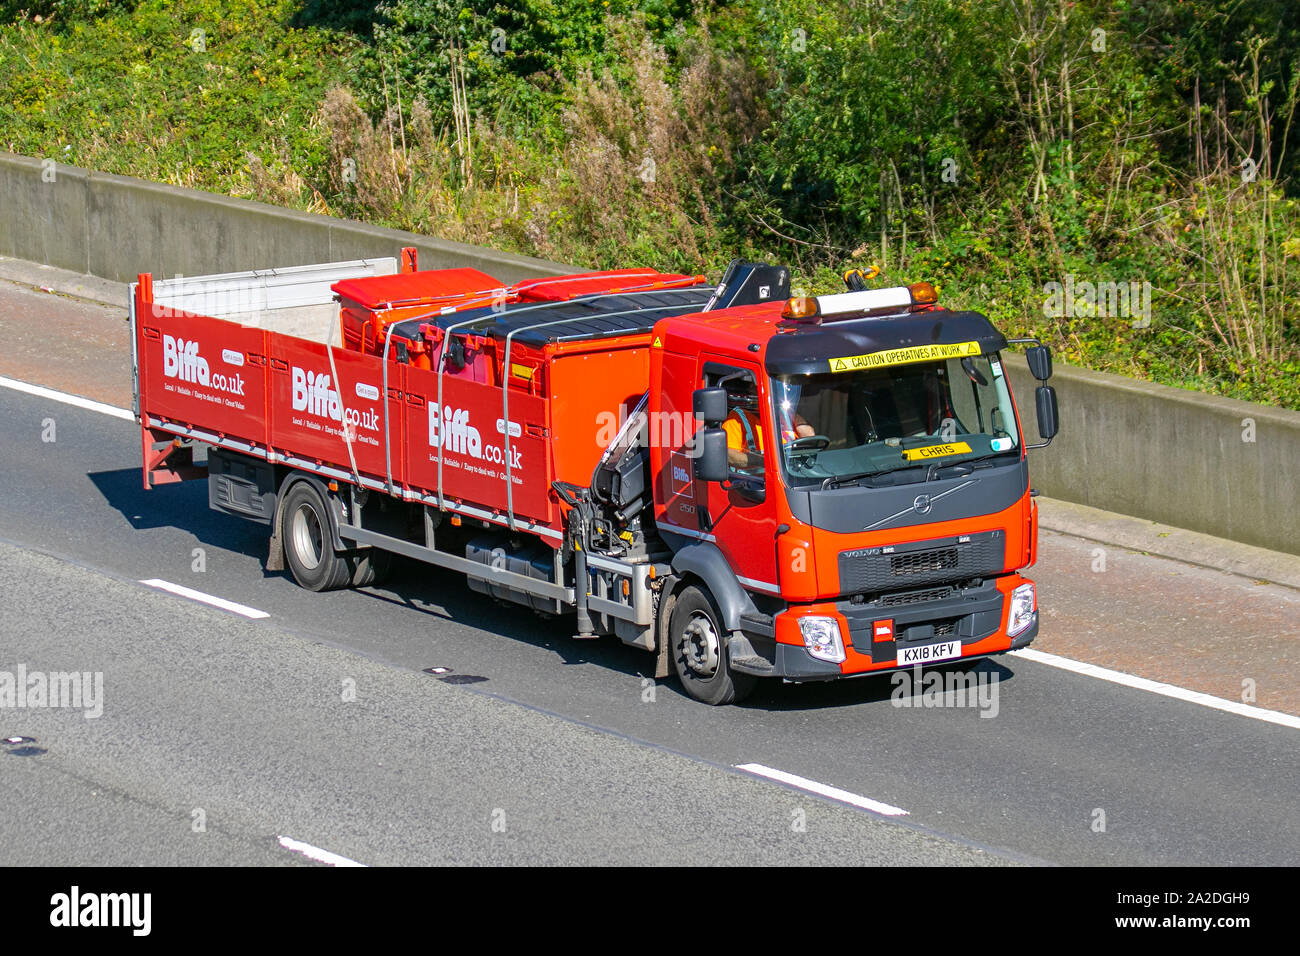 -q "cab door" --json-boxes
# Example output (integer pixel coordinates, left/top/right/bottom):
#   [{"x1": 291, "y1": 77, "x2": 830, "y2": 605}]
[{"x1": 697, "y1": 358, "x2": 781, "y2": 597}]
